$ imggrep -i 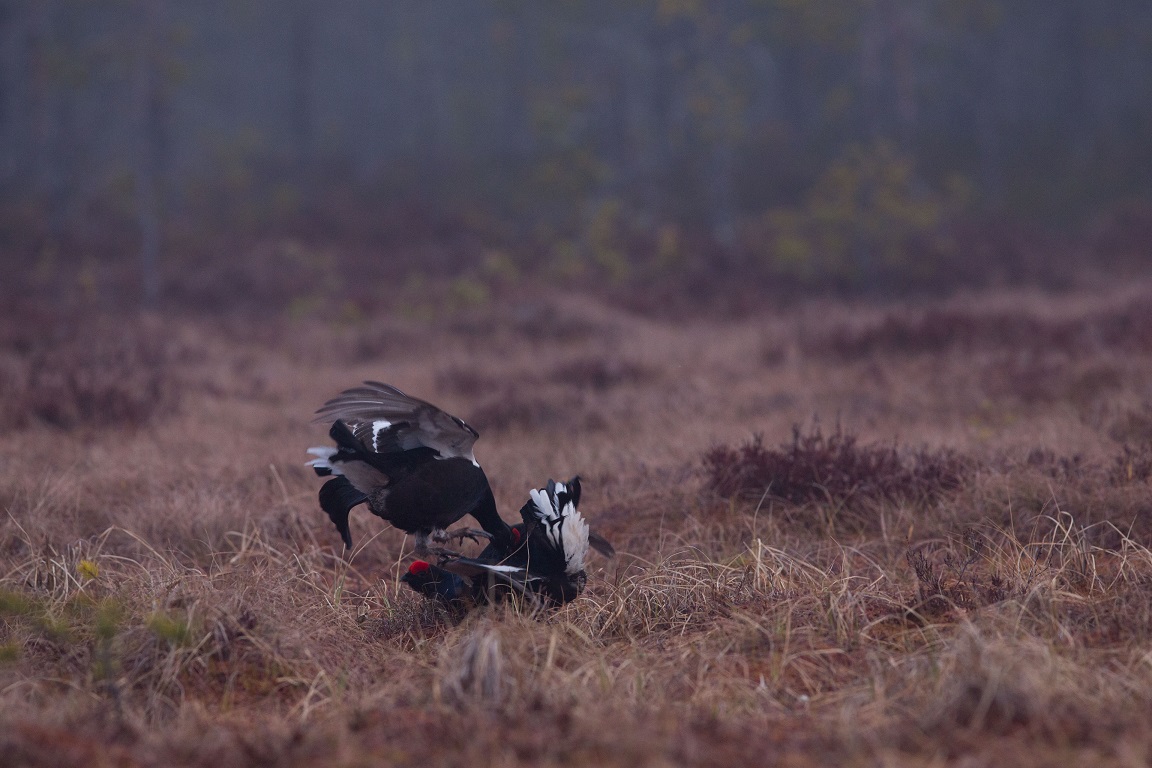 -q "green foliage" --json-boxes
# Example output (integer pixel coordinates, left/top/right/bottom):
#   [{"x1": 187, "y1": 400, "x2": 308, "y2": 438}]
[
  {"x1": 38, "y1": 613, "x2": 75, "y2": 643},
  {"x1": 450, "y1": 276, "x2": 492, "y2": 308},
  {"x1": 765, "y1": 0, "x2": 869, "y2": 49},
  {"x1": 148, "y1": 612, "x2": 195, "y2": 647},
  {"x1": 542, "y1": 198, "x2": 634, "y2": 285},
  {"x1": 0, "y1": 642, "x2": 19, "y2": 664},
  {"x1": 0, "y1": 590, "x2": 74, "y2": 642},
  {"x1": 76, "y1": 559, "x2": 100, "y2": 582},
  {"x1": 0, "y1": 589, "x2": 37, "y2": 618},
  {"x1": 748, "y1": 141, "x2": 971, "y2": 289},
  {"x1": 94, "y1": 599, "x2": 124, "y2": 642},
  {"x1": 0, "y1": 586, "x2": 184, "y2": 676},
  {"x1": 481, "y1": 250, "x2": 520, "y2": 282},
  {"x1": 585, "y1": 200, "x2": 631, "y2": 284}
]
